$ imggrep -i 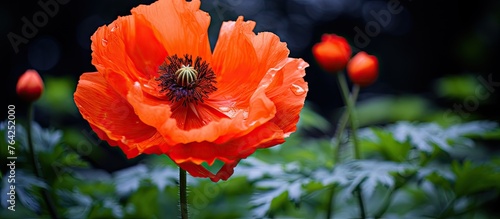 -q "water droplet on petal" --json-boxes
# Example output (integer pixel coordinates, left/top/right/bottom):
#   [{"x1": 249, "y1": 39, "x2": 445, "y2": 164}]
[
  {"x1": 219, "y1": 106, "x2": 230, "y2": 112},
  {"x1": 290, "y1": 83, "x2": 306, "y2": 96},
  {"x1": 101, "y1": 39, "x2": 108, "y2": 46},
  {"x1": 110, "y1": 25, "x2": 118, "y2": 32},
  {"x1": 121, "y1": 136, "x2": 128, "y2": 144}
]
